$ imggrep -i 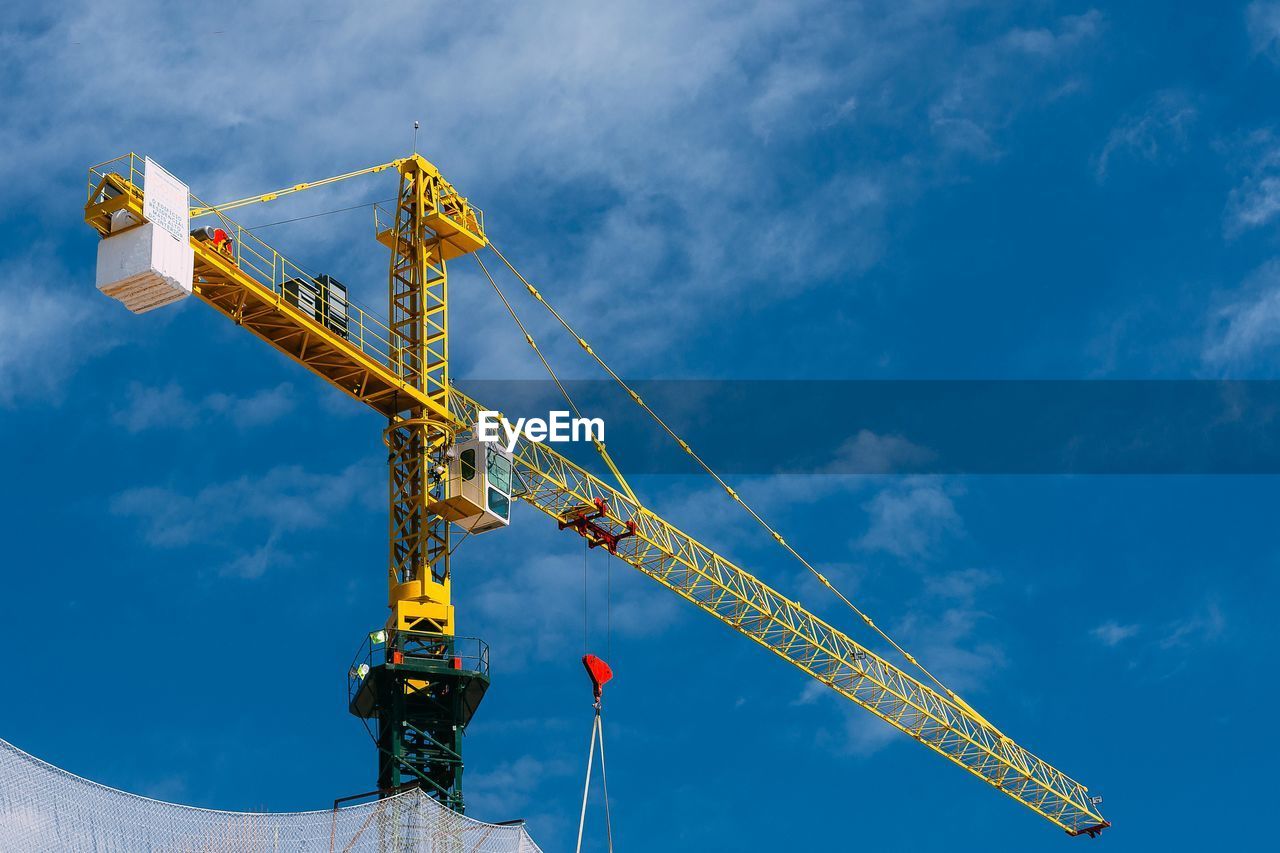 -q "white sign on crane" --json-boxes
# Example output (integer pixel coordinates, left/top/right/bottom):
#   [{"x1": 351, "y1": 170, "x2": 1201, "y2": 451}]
[{"x1": 142, "y1": 157, "x2": 189, "y2": 243}]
